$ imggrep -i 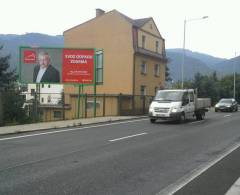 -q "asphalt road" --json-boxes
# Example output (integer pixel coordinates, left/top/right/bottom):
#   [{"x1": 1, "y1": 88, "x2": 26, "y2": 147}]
[{"x1": 0, "y1": 110, "x2": 240, "y2": 195}]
